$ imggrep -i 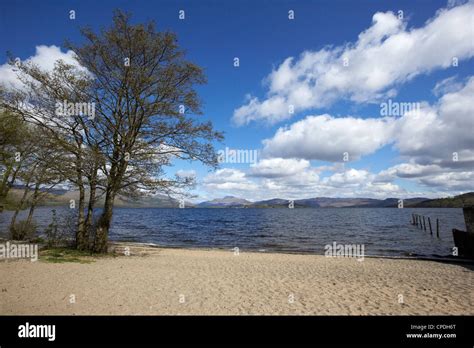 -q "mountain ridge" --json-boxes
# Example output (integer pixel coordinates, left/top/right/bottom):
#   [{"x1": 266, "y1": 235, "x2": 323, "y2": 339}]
[
  {"x1": 4, "y1": 189, "x2": 473, "y2": 209},
  {"x1": 197, "y1": 193, "x2": 474, "y2": 208}
]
